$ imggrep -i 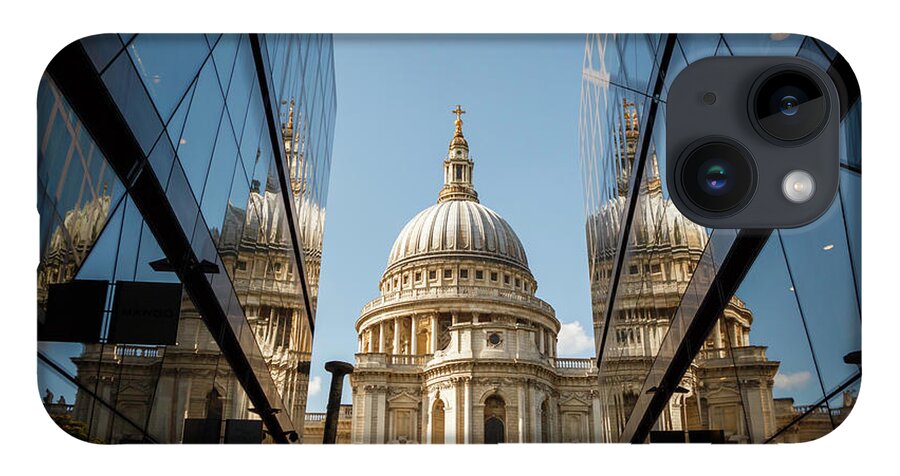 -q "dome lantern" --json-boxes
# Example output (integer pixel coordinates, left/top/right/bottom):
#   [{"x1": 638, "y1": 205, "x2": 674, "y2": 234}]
[{"x1": 439, "y1": 105, "x2": 479, "y2": 203}]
